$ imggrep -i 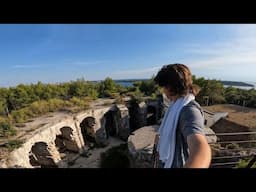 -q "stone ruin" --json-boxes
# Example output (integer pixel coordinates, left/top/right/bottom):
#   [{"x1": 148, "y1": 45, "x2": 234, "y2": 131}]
[
  {"x1": 1, "y1": 103, "x2": 131, "y2": 168},
  {"x1": 0, "y1": 96, "x2": 217, "y2": 168}
]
